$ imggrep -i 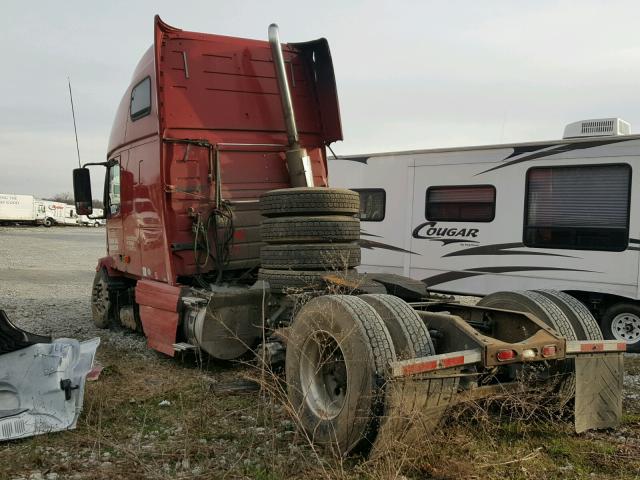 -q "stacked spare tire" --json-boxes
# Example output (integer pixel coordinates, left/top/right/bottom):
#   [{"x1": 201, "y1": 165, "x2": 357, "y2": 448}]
[{"x1": 259, "y1": 187, "x2": 362, "y2": 292}]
